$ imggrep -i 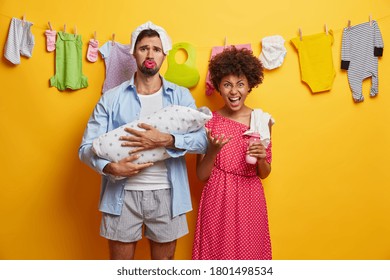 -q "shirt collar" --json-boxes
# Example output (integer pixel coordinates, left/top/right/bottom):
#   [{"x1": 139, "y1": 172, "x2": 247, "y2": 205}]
[{"x1": 126, "y1": 73, "x2": 175, "y2": 93}]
